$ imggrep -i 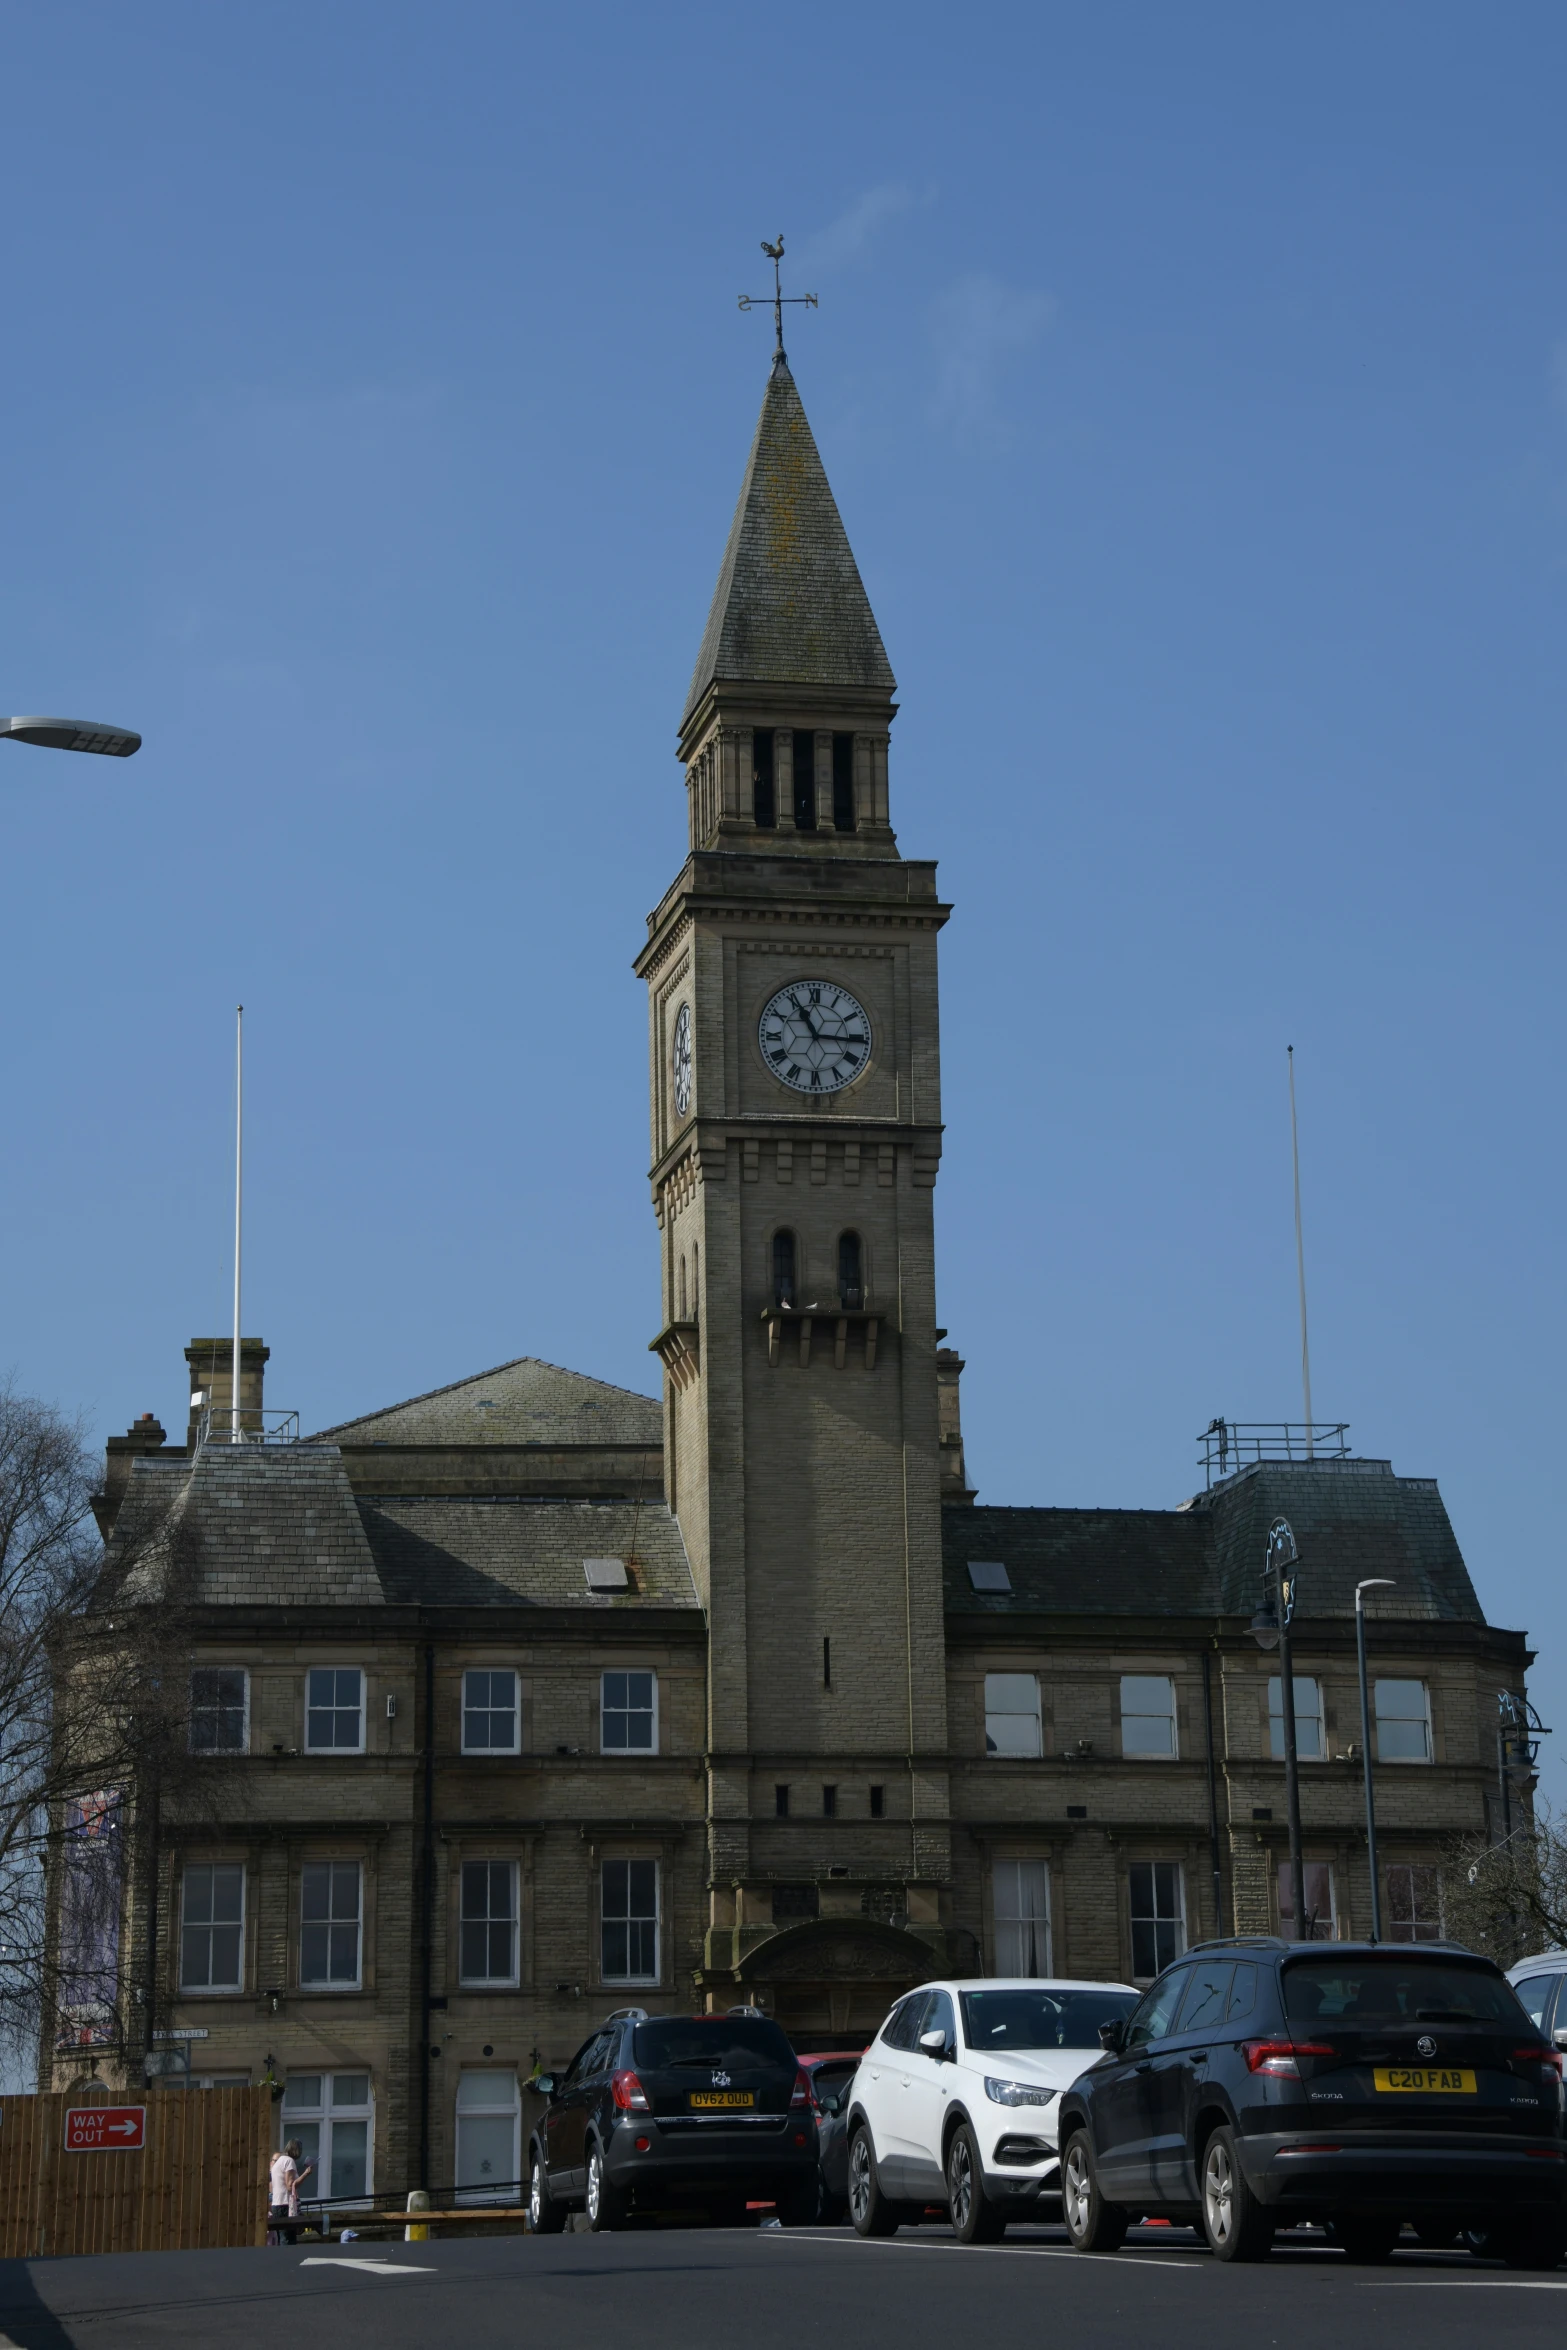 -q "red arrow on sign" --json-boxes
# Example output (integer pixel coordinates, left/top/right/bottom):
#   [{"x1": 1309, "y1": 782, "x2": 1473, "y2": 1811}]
[{"x1": 64, "y1": 2105, "x2": 146, "y2": 2151}]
